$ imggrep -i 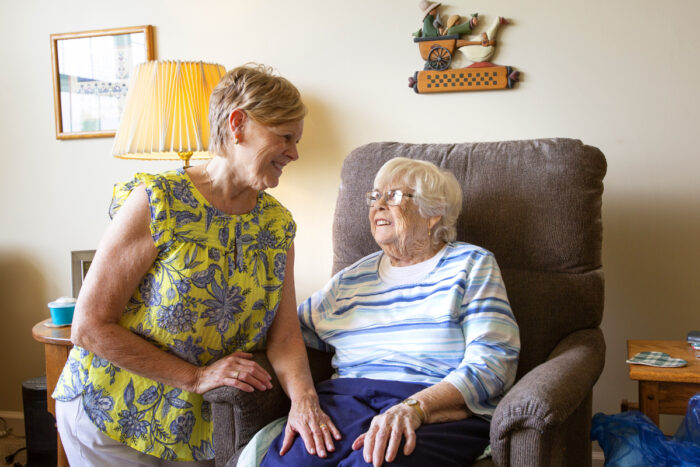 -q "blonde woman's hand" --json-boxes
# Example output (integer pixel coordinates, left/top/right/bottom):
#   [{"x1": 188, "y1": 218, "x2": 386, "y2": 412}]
[
  {"x1": 279, "y1": 393, "x2": 341, "y2": 458},
  {"x1": 193, "y1": 351, "x2": 272, "y2": 394}
]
